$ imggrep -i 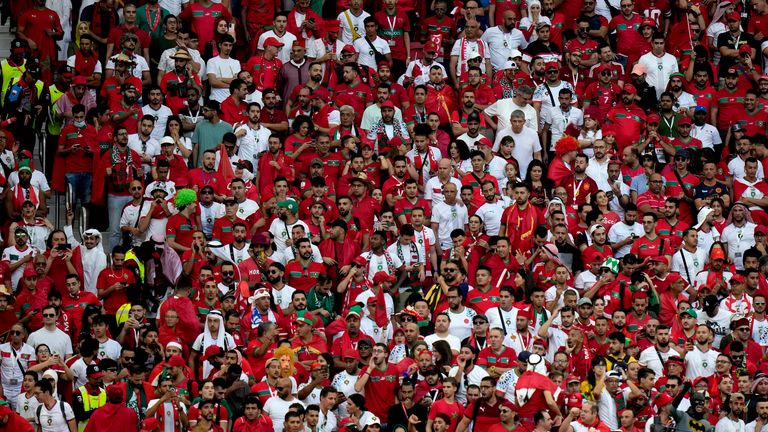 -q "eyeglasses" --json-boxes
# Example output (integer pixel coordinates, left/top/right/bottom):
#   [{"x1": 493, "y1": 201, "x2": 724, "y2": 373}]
[
  {"x1": 201, "y1": 190, "x2": 214, "y2": 195},
  {"x1": 130, "y1": 186, "x2": 143, "y2": 191},
  {"x1": 42, "y1": 313, "x2": 55, "y2": 318},
  {"x1": 473, "y1": 321, "x2": 487, "y2": 325},
  {"x1": 9, "y1": 330, "x2": 22, "y2": 335},
  {"x1": 756, "y1": 302, "x2": 766, "y2": 305},
  {"x1": 38, "y1": 349, "x2": 50, "y2": 354},
  {"x1": 222, "y1": 271, "x2": 234, "y2": 276}
]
